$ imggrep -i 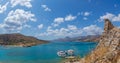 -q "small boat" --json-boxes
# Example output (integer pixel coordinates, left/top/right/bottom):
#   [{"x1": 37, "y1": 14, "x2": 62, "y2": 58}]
[
  {"x1": 57, "y1": 51, "x2": 67, "y2": 57},
  {"x1": 67, "y1": 49, "x2": 74, "y2": 56},
  {"x1": 57, "y1": 49, "x2": 74, "y2": 58}
]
